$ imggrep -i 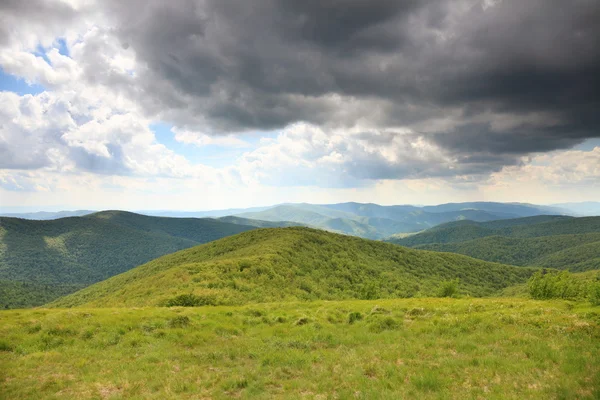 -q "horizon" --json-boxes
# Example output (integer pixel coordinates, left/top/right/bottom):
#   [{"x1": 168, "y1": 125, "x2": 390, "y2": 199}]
[{"x1": 1, "y1": 199, "x2": 596, "y2": 215}]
